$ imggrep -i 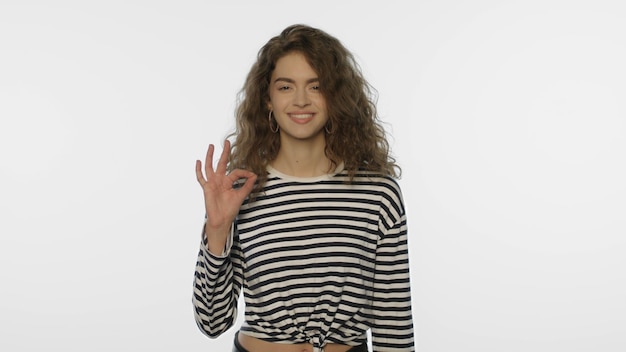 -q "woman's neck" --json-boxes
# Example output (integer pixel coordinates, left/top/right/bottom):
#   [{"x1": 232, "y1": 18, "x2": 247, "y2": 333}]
[{"x1": 271, "y1": 138, "x2": 332, "y2": 178}]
